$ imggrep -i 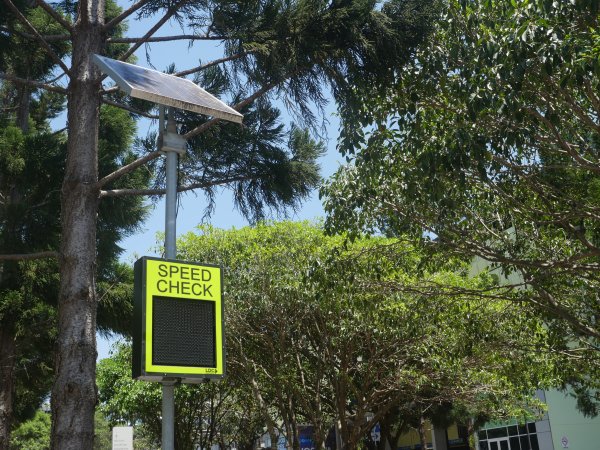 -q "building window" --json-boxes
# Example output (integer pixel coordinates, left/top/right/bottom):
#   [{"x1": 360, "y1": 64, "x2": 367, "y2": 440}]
[{"x1": 477, "y1": 423, "x2": 539, "y2": 450}]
